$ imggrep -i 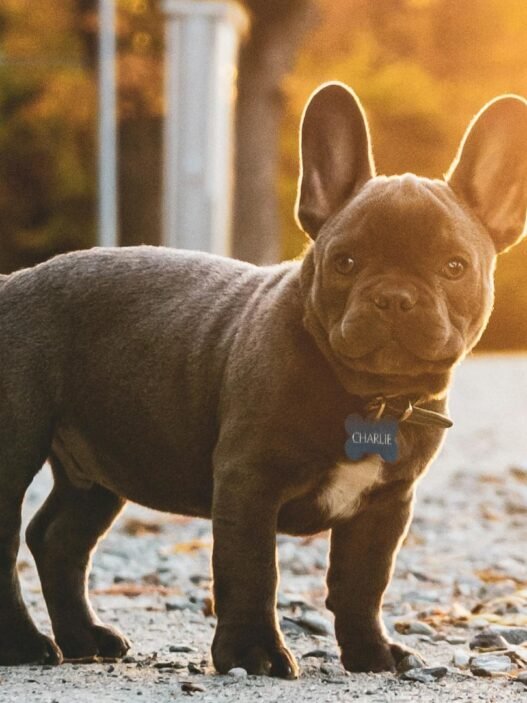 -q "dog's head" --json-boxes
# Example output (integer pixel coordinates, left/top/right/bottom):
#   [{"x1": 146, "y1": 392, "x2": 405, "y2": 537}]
[{"x1": 297, "y1": 82, "x2": 527, "y2": 397}]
